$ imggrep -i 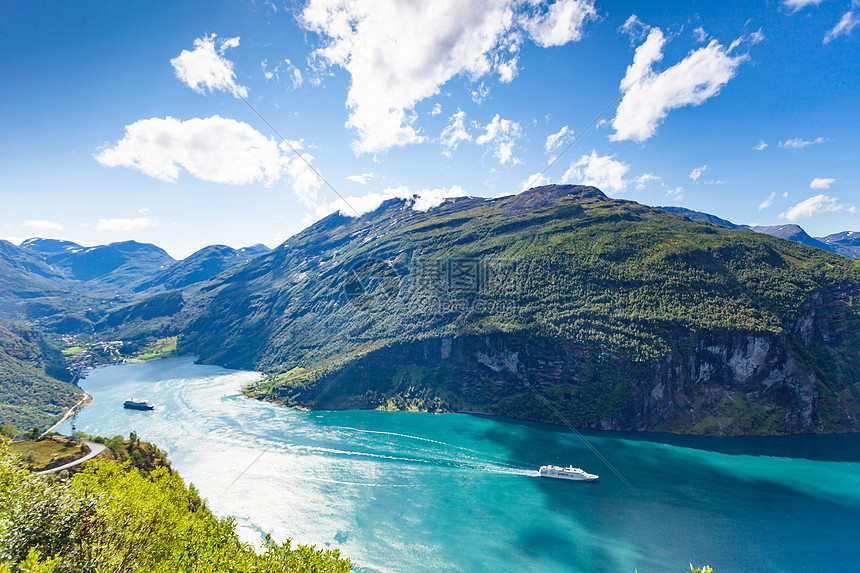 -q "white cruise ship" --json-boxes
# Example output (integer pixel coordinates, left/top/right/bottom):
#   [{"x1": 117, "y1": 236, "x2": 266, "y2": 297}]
[
  {"x1": 123, "y1": 398, "x2": 155, "y2": 411},
  {"x1": 539, "y1": 465, "x2": 598, "y2": 481}
]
